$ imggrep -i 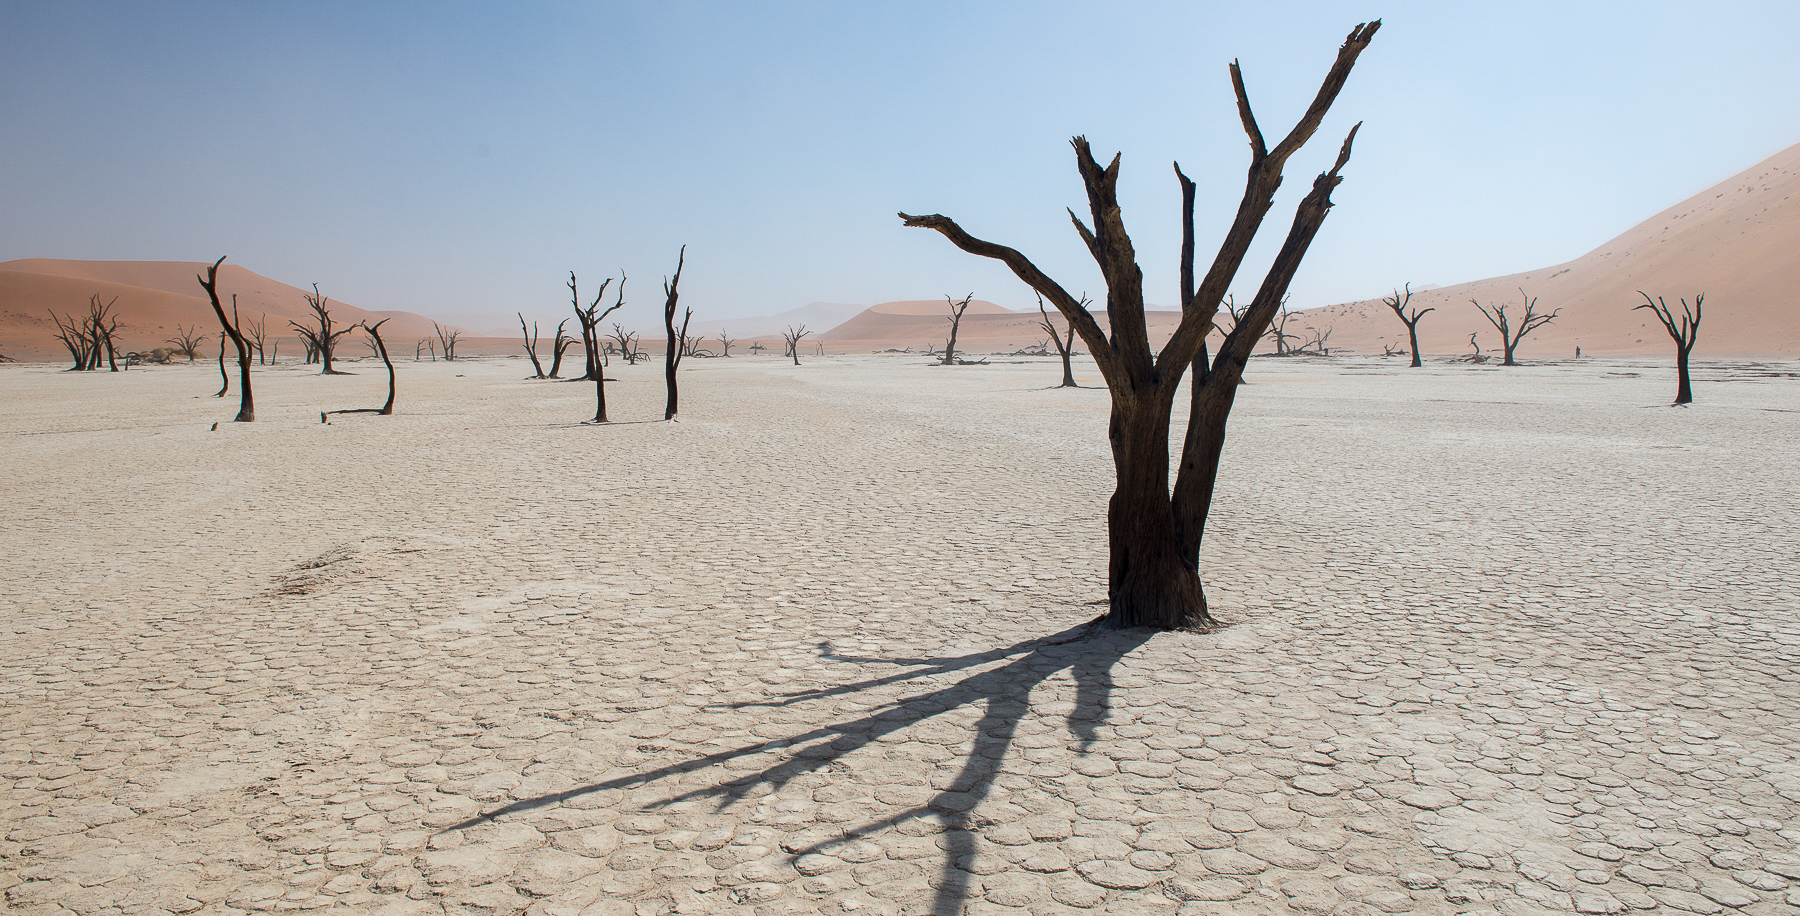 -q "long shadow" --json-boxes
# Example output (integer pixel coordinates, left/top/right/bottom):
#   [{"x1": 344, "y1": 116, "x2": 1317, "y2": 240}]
[{"x1": 444, "y1": 620, "x2": 1156, "y2": 914}]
